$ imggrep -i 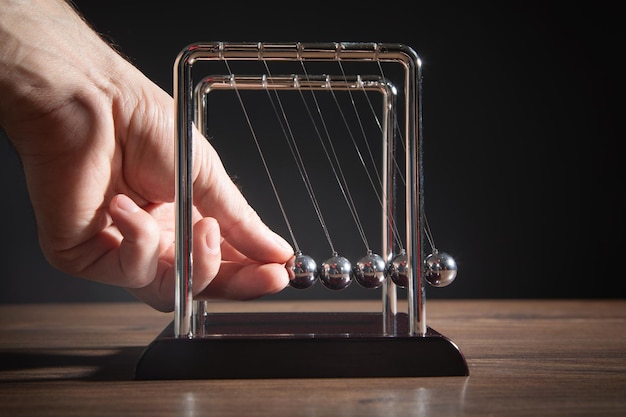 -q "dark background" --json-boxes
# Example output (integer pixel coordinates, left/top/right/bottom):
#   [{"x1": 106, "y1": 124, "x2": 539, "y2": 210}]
[{"x1": 0, "y1": 1, "x2": 622, "y2": 303}]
